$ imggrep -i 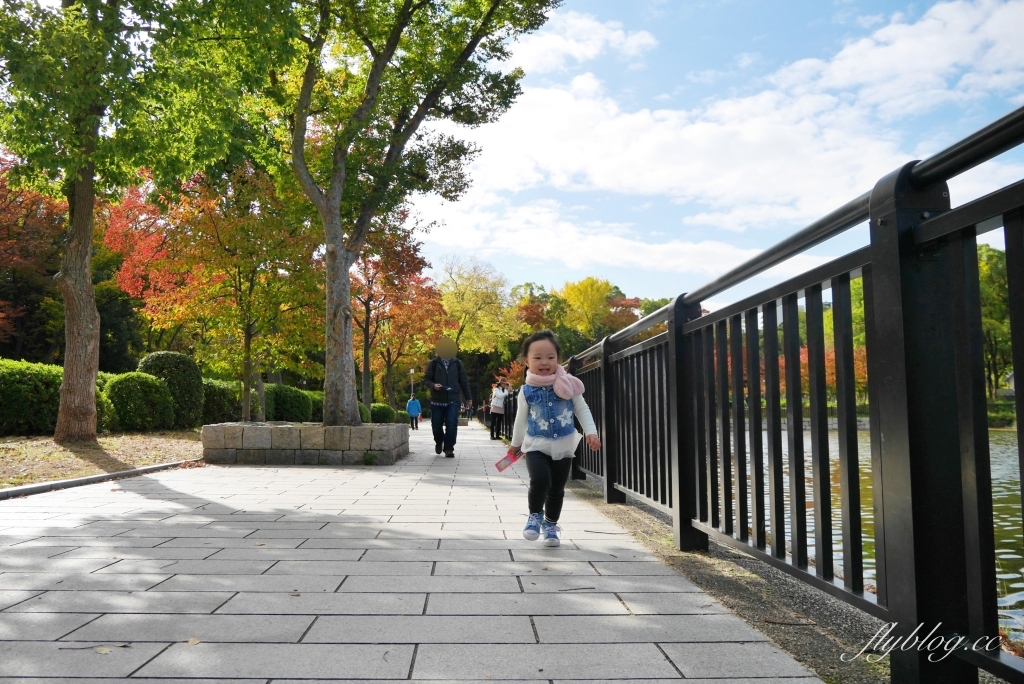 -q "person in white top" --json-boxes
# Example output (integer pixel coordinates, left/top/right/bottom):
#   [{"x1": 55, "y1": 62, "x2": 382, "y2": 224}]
[
  {"x1": 506, "y1": 330, "x2": 601, "y2": 547},
  {"x1": 489, "y1": 378, "x2": 510, "y2": 440}
]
